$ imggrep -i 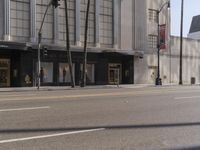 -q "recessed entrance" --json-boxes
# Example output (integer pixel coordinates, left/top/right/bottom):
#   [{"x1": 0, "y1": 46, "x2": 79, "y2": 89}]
[
  {"x1": 0, "y1": 59, "x2": 10, "y2": 87},
  {"x1": 108, "y1": 64, "x2": 121, "y2": 85}
]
